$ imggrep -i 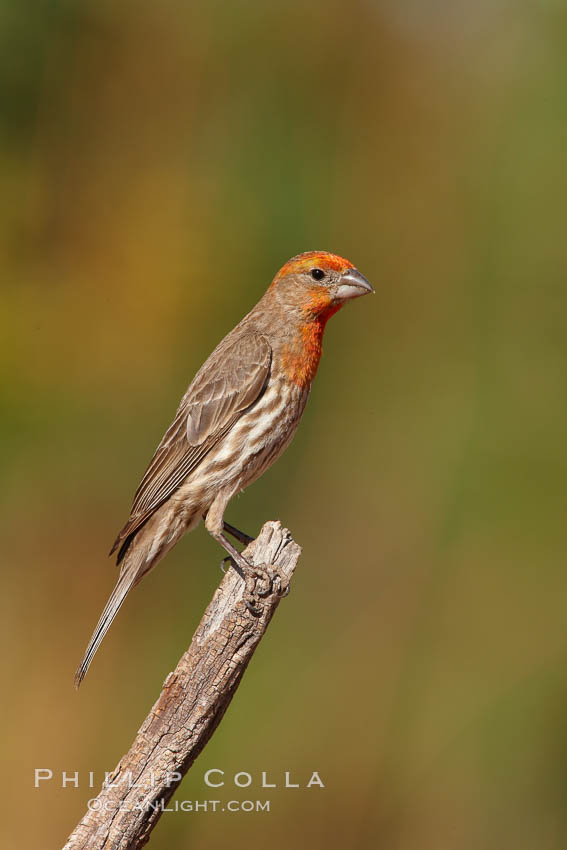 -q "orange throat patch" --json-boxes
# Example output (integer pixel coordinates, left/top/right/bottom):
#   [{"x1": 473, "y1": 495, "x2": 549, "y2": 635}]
[{"x1": 281, "y1": 302, "x2": 341, "y2": 387}]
